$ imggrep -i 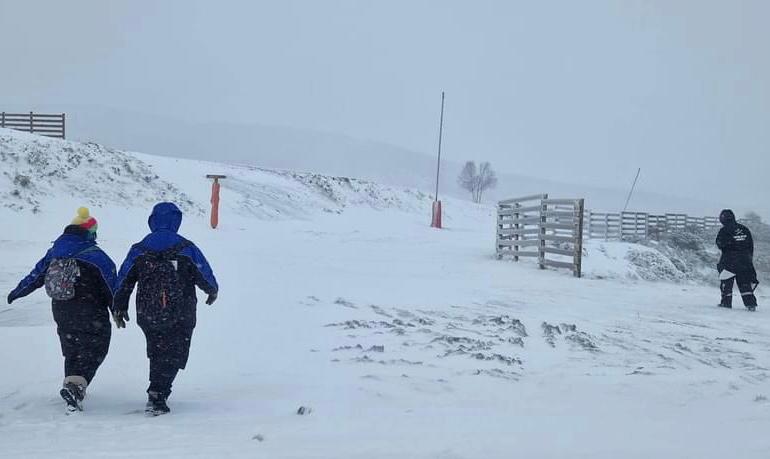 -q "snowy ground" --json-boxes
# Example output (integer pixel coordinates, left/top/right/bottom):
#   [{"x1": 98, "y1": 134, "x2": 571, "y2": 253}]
[{"x1": 1, "y1": 130, "x2": 769, "y2": 458}]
